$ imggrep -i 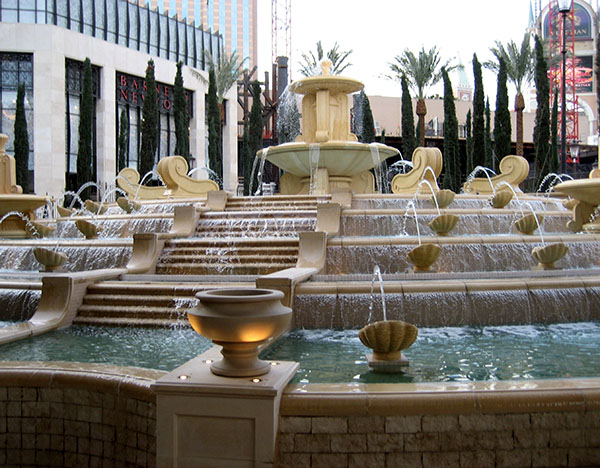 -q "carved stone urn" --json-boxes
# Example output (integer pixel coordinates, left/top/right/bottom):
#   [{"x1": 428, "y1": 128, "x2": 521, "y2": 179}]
[
  {"x1": 32, "y1": 247, "x2": 67, "y2": 272},
  {"x1": 515, "y1": 213, "x2": 543, "y2": 235},
  {"x1": 532, "y1": 242, "x2": 569, "y2": 269},
  {"x1": 407, "y1": 243, "x2": 442, "y2": 272},
  {"x1": 359, "y1": 320, "x2": 418, "y2": 361},
  {"x1": 428, "y1": 214, "x2": 459, "y2": 236},
  {"x1": 75, "y1": 219, "x2": 102, "y2": 239},
  {"x1": 188, "y1": 288, "x2": 292, "y2": 377},
  {"x1": 431, "y1": 189, "x2": 455, "y2": 209}
]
